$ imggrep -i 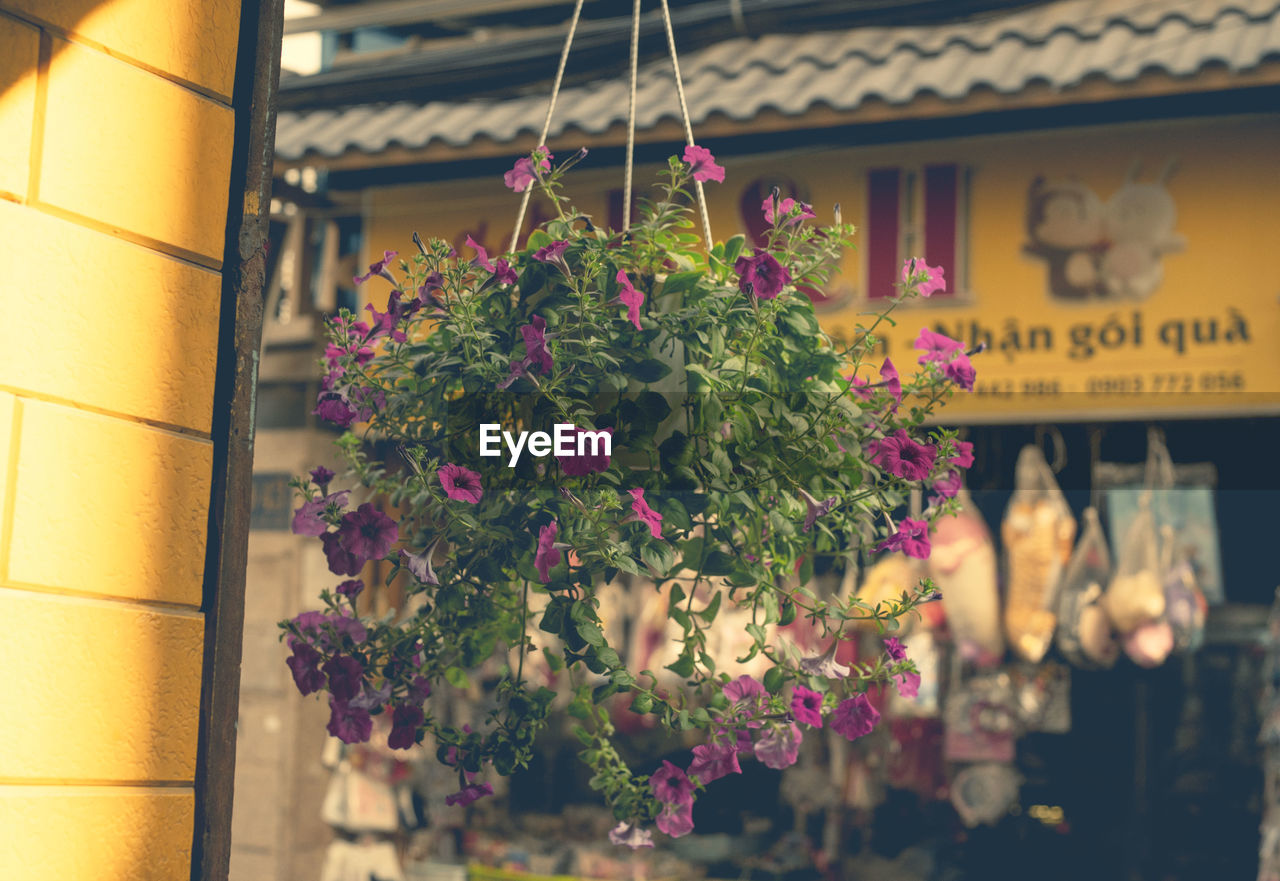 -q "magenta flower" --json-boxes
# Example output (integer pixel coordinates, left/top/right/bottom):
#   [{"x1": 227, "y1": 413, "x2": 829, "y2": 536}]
[
  {"x1": 625, "y1": 488, "x2": 663, "y2": 538},
  {"x1": 337, "y1": 503, "x2": 399, "y2": 561},
  {"x1": 336, "y1": 579, "x2": 364, "y2": 599},
  {"x1": 799, "y1": 488, "x2": 837, "y2": 533},
  {"x1": 557, "y1": 426, "x2": 612, "y2": 476},
  {"x1": 313, "y1": 394, "x2": 358, "y2": 429},
  {"x1": 734, "y1": 249, "x2": 792, "y2": 300},
  {"x1": 533, "y1": 239, "x2": 571, "y2": 276},
  {"x1": 791, "y1": 686, "x2": 825, "y2": 728},
  {"x1": 438, "y1": 464, "x2": 483, "y2": 504},
  {"x1": 830, "y1": 693, "x2": 880, "y2": 741},
  {"x1": 723, "y1": 674, "x2": 767, "y2": 709},
  {"x1": 323, "y1": 654, "x2": 365, "y2": 701},
  {"x1": 902, "y1": 257, "x2": 946, "y2": 298},
  {"x1": 893, "y1": 669, "x2": 922, "y2": 699},
  {"x1": 493, "y1": 257, "x2": 518, "y2": 286},
  {"x1": 649, "y1": 760, "x2": 694, "y2": 807},
  {"x1": 445, "y1": 782, "x2": 494, "y2": 807},
  {"x1": 503, "y1": 149, "x2": 551, "y2": 192},
  {"x1": 616, "y1": 270, "x2": 644, "y2": 330},
  {"x1": 944, "y1": 352, "x2": 977, "y2": 391},
  {"x1": 848, "y1": 374, "x2": 872, "y2": 402},
  {"x1": 868, "y1": 429, "x2": 937, "y2": 482},
  {"x1": 754, "y1": 721, "x2": 803, "y2": 769},
  {"x1": 401, "y1": 545, "x2": 439, "y2": 585},
  {"x1": 656, "y1": 802, "x2": 695, "y2": 838},
  {"x1": 763, "y1": 196, "x2": 815, "y2": 226},
  {"x1": 949, "y1": 439, "x2": 975, "y2": 469},
  {"x1": 320, "y1": 531, "x2": 364, "y2": 576},
  {"x1": 682, "y1": 144, "x2": 725, "y2": 183},
  {"x1": 876, "y1": 517, "x2": 931, "y2": 559},
  {"x1": 388, "y1": 703, "x2": 424, "y2": 750},
  {"x1": 931, "y1": 469, "x2": 962, "y2": 502},
  {"x1": 327, "y1": 697, "x2": 373, "y2": 744},
  {"x1": 609, "y1": 822, "x2": 655, "y2": 850},
  {"x1": 535, "y1": 521, "x2": 562, "y2": 583},
  {"x1": 354, "y1": 249, "x2": 398, "y2": 285},
  {"x1": 915, "y1": 327, "x2": 965, "y2": 365},
  {"x1": 880, "y1": 357, "x2": 902, "y2": 410},
  {"x1": 884, "y1": 637, "x2": 908, "y2": 663},
  {"x1": 465, "y1": 235, "x2": 496, "y2": 273},
  {"x1": 688, "y1": 741, "x2": 741, "y2": 784},
  {"x1": 292, "y1": 490, "x2": 350, "y2": 537},
  {"x1": 521, "y1": 315, "x2": 554, "y2": 375},
  {"x1": 286, "y1": 642, "x2": 326, "y2": 696}
]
